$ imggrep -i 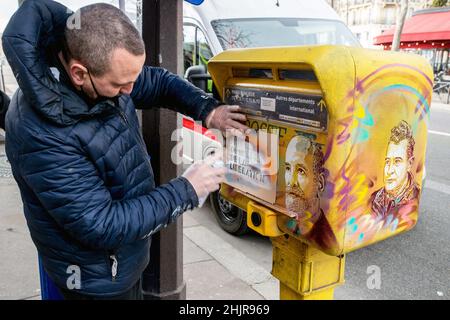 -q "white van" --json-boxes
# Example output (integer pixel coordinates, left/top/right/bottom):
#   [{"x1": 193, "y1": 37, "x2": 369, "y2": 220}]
[{"x1": 181, "y1": 0, "x2": 360, "y2": 235}]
